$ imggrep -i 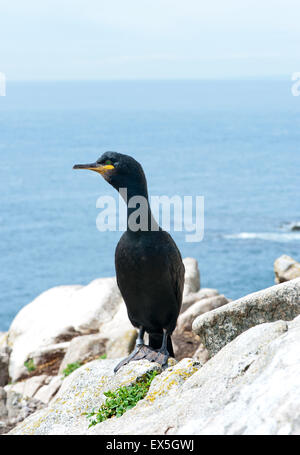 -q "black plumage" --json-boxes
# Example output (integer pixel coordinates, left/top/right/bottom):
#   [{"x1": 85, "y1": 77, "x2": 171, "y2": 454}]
[{"x1": 74, "y1": 152, "x2": 185, "y2": 371}]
